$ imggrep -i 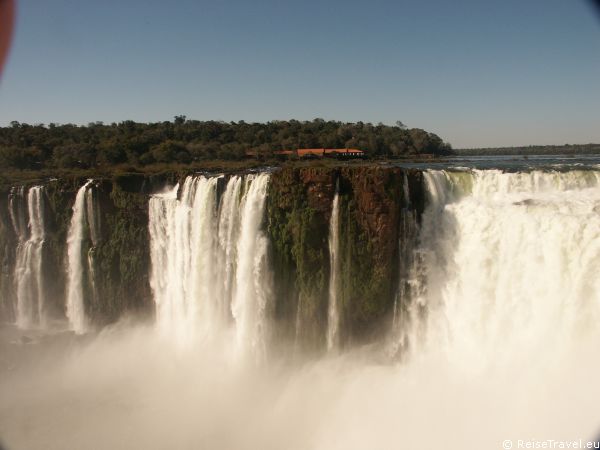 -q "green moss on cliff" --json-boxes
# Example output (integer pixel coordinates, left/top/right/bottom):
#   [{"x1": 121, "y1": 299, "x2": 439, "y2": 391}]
[
  {"x1": 92, "y1": 180, "x2": 152, "y2": 323},
  {"x1": 0, "y1": 194, "x2": 15, "y2": 321},
  {"x1": 1, "y1": 165, "x2": 427, "y2": 346},
  {"x1": 7, "y1": 175, "x2": 154, "y2": 326},
  {"x1": 267, "y1": 167, "x2": 335, "y2": 352},
  {"x1": 266, "y1": 166, "x2": 426, "y2": 350},
  {"x1": 336, "y1": 168, "x2": 405, "y2": 343},
  {"x1": 43, "y1": 179, "x2": 78, "y2": 319}
]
